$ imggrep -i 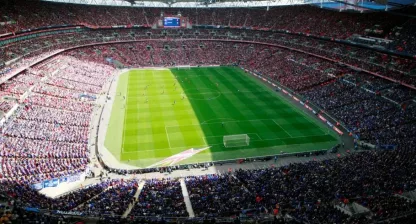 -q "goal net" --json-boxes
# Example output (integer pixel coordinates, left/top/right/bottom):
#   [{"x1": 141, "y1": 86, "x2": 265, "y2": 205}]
[{"x1": 223, "y1": 134, "x2": 250, "y2": 148}]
